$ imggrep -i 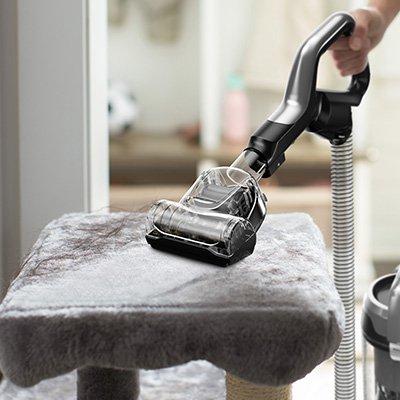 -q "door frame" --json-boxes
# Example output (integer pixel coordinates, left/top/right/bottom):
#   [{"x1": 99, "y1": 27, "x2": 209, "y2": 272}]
[{"x1": 0, "y1": 0, "x2": 108, "y2": 294}]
